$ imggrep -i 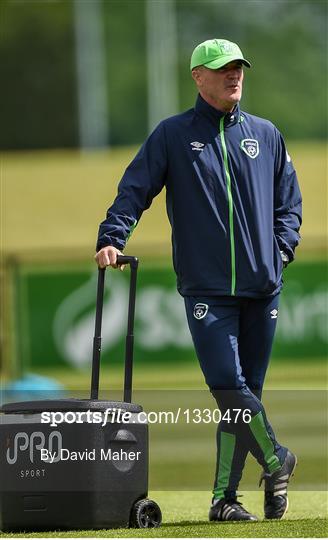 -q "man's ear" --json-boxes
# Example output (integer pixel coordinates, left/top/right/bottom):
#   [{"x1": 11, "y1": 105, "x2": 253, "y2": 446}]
[{"x1": 191, "y1": 68, "x2": 201, "y2": 85}]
